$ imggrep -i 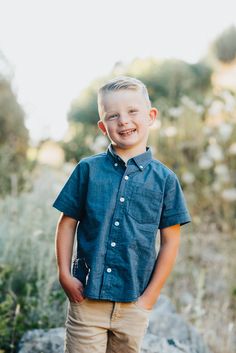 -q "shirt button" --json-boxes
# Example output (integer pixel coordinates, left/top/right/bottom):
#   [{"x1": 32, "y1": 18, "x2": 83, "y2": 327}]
[
  {"x1": 139, "y1": 165, "x2": 143, "y2": 169},
  {"x1": 114, "y1": 163, "x2": 118, "y2": 167},
  {"x1": 120, "y1": 197, "x2": 125, "y2": 202},
  {"x1": 107, "y1": 268, "x2": 112, "y2": 273},
  {"x1": 124, "y1": 175, "x2": 129, "y2": 180},
  {"x1": 114, "y1": 221, "x2": 120, "y2": 226},
  {"x1": 111, "y1": 242, "x2": 116, "y2": 247}
]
